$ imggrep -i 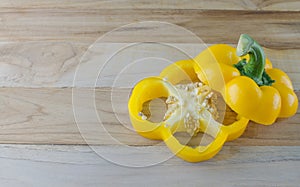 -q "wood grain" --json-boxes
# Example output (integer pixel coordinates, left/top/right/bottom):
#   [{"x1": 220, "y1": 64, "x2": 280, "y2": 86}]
[
  {"x1": 0, "y1": 144, "x2": 299, "y2": 186},
  {"x1": 0, "y1": 8, "x2": 299, "y2": 48},
  {"x1": 0, "y1": 87, "x2": 298, "y2": 146},
  {"x1": 0, "y1": 42, "x2": 299, "y2": 89},
  {"x1": 1, "y1": 0, "x2": 299, "y2": 11}
]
